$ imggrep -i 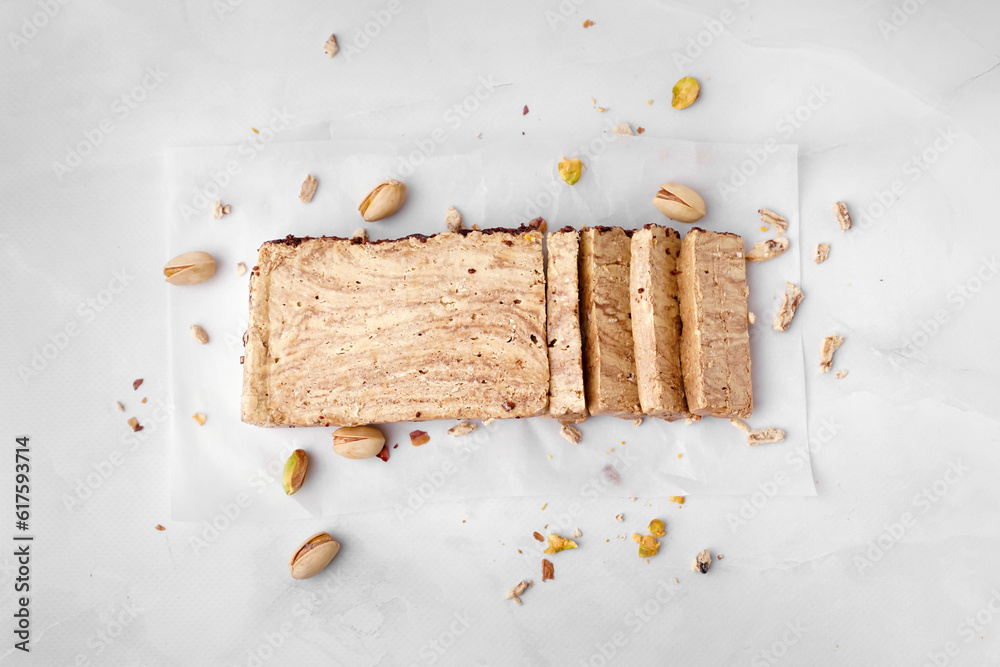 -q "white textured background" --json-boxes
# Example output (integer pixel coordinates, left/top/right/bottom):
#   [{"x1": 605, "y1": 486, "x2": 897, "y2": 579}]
[{"x1": 2, "y1": 1, "x2": 999, "y2": 665}]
